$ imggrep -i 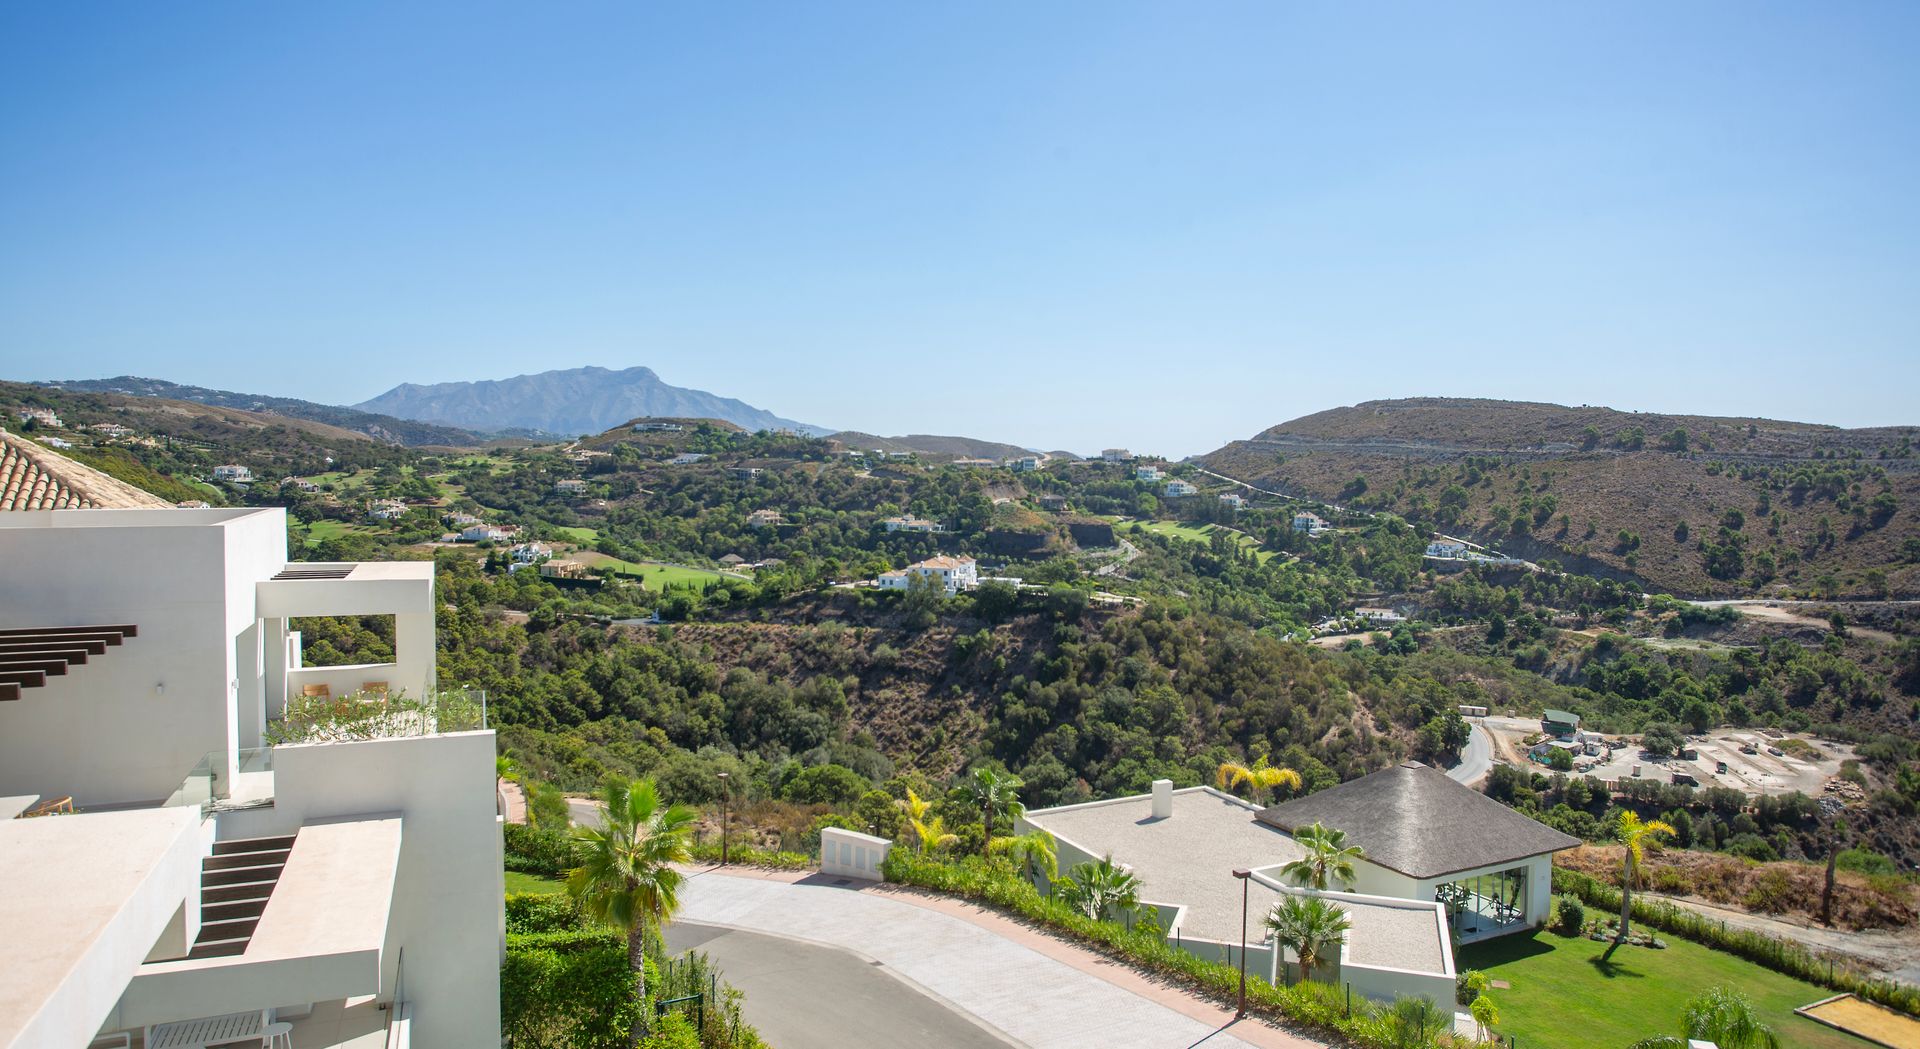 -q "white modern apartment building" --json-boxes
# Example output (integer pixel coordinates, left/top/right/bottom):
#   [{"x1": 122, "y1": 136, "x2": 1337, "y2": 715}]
[
  {"x1": 0, "y1": 507, "x2": 503, "y2": 1049},
  {"x1": 876, "y1": 555, "x2": 979, "y2": 595}
]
